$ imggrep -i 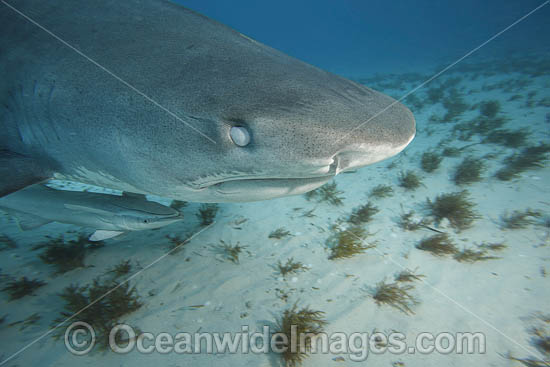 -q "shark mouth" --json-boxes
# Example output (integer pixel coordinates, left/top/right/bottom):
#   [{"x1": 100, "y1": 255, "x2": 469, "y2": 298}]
[
  {"x1": 190, "y1": 142, "x2": 407, "y2": 193},
  {"x1": 189, "y1": 158, "x2": 340, "y2": 192},
  {"x1": 185, "y1": 144, "x2": 408, "y2": 201}
]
